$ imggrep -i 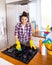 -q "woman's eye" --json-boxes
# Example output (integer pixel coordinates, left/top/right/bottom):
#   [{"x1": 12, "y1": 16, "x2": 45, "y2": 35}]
[
  {"x1": 22, "y1": 19, "x2": 23, "y2": 20},
  {"x1": 25, "y1": 19, "x2": 26, "y2": 21}
]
